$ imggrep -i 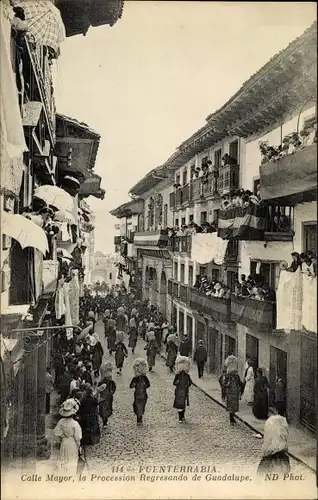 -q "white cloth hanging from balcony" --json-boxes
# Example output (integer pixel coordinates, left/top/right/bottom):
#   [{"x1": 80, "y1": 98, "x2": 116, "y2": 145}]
[
  {"x1": 302, "y1": 274, "x2": 317, "y2": 333},
  {"x1": 276, "y1": 268, "x2": 303, "y2": 331},
  {"x1": 191, "y1": 233, "x2": 228, "y2": 265},
  {"x1": 0, "y1": 2, "x2": 28, "y2": 196},
  {"x1": 63, "y1": 282, "x2": 73, "y2": 340}
]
